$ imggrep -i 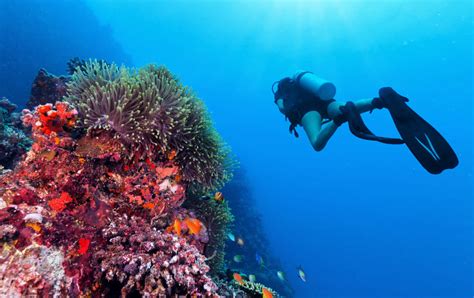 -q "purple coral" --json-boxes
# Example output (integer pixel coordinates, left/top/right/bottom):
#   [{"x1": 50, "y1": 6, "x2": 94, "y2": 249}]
[{"x1": 95, "y1": 213, "x2": 217, "y2": 296}]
